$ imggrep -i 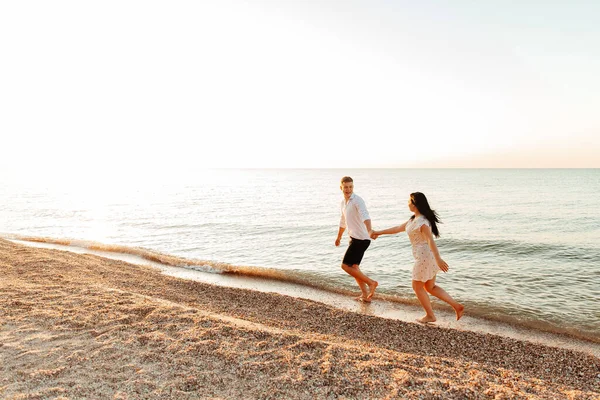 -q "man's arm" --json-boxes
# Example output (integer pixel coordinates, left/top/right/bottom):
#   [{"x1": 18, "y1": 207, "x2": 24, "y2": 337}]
[
  {"x1": 335, "y1": 227, "x2": 345, "y2": 246},
  {"x1": 364, "y1": 219, "x2": 373, "y2": 236},
  {"x1": 355, "y1": 197, "x2": 372, "y2": 236},
  {"x1": 337, "y1": 201, "x2": 347, "y2": 246}
]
